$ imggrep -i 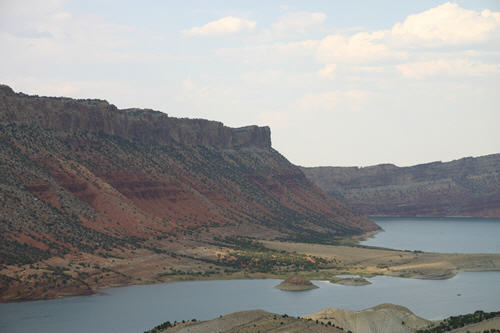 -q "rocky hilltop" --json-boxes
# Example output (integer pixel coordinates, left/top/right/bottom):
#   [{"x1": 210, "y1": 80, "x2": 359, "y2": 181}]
[
  {"x1": 301, "y1": 154, "x2": 500, "y2": 217},
  {"x1": 0, "y1": 85, "x2": 377, "y2": 300}
]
